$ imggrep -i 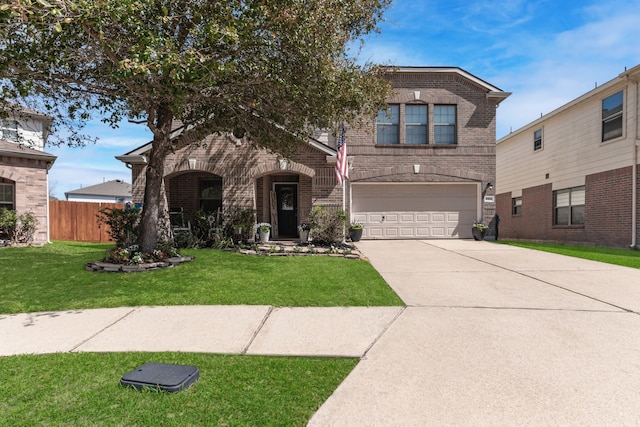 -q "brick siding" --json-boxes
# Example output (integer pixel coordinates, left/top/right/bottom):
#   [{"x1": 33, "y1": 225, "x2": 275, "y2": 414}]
[
  {"x1": 0, "y1": 155, "x2": 51, "y2": 244},
  {"x1": 128, "y1": 69, "x2": 501, "y2": 233},
  {"x1": 497, "y1": 165, "x2": 639, "y2": 247}
]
